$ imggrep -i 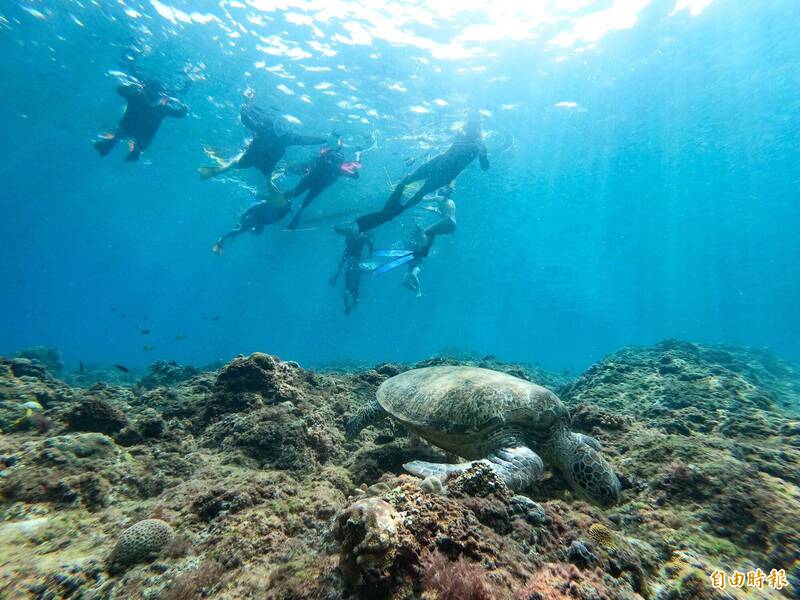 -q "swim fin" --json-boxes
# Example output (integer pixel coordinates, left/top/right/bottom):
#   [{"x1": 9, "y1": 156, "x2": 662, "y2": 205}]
[
  {"x1": 198, "y1": 166, "x2": 219, "y2": 180},
  {"x1": 94, "y1": 134, "x2": 117, "y2": 156},
  {"x1": 371, "y1": 253, "x2": 416, "y2": 274},
  {"x1": 371, "y1": 249, "x2": 414, "y2": 258}
]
